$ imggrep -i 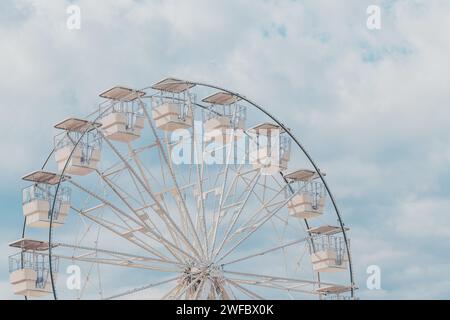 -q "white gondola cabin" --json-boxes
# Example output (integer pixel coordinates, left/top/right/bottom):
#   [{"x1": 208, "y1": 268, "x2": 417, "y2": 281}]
[
  {"x1": 9, "y1": 239, "x2": 58, "y2": 297},
  {"x1": 151, "y1": 78, "x2": 194, "y2": 131},
  {"x1": 308, "y1": 226, "x2": 349, "y2": 273},
  {"x1": 285, "y1": 169, "x2": 326, "y2": 219},
  {"x1": 202, "y1": 92, "x2": 246, "y2": 144},
  {"x1": 22, "y1": 171, "x2": 70, "y2": 228},
  {"x1": 54, "y1": 118, "x2": 102, "y2": 176},
  {"x1": 99, "y1": 86, "x2": 146, "y2": 142},
  {"x1": 248, "y1": 123, "x2": 291, "y2": 174}
]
